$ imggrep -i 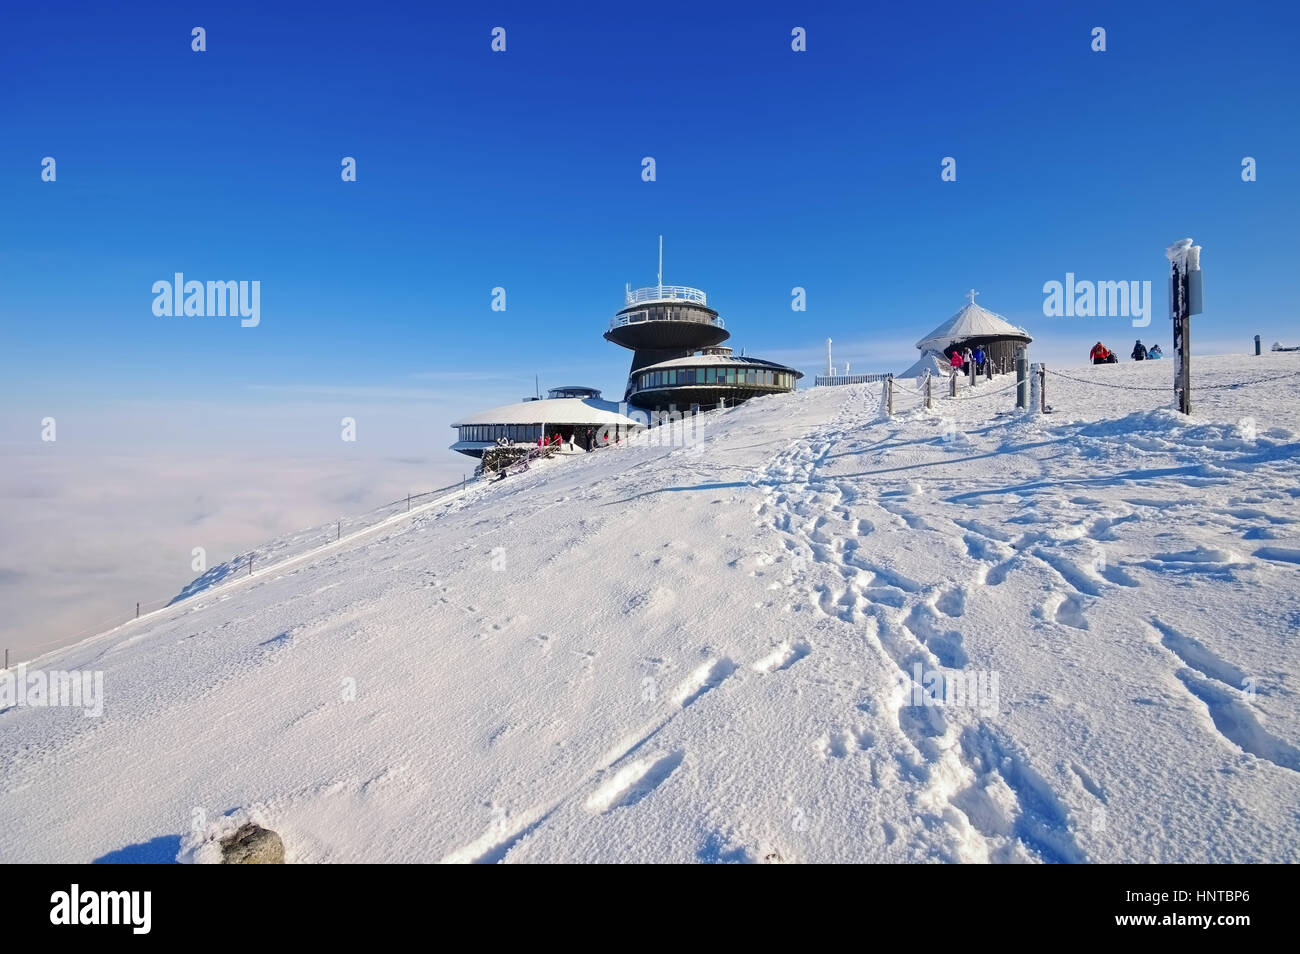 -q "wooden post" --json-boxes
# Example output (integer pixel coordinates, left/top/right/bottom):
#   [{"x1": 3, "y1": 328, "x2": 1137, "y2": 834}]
[
  {"x1": 1040, "y1": 363, "x2": 1048, "y2": 412},
  {"x1": 968, "y1": 359, "x2": 976, "y2": 387},
  {"x1": 1255, "y1": 335, "x2": 1261, "y2": 356},
  {"x1": 886, "y1": 375, "x2": 894, "y2": 417},
  {"x1": 407, "y1": 493, "x2": 411, "y2": 512},
  {"x1": 3, "y1": 648, "x2": 7, "y2": 670},
  {"x1": 949, "y1": 371, "x2": 957, "y2": 398},
  {"x1": 1015, "y1": 347, "x2": 1028, "y2": 408},
  {"x1": 136, "y1": 601, "x2": 140, "y2": 618},
  {"x1": 1029, "y1": 362, "x2": 1041, "y2": 415},
  {"x1": 1168, "y1": 239, "x2": 1195, "y2": 416},
  {"x1": 985, "y1": 358, "x2": 993, "y2": 381},
  {"x1": 249, "y1": 556, "x2": 253, "y2": 576},
  {"x1": 337, "y1": 521, "x2": 340, "y2": 541},
  {"x1": 925, "y1": 373, "x2": 933, "y2": 409}
]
